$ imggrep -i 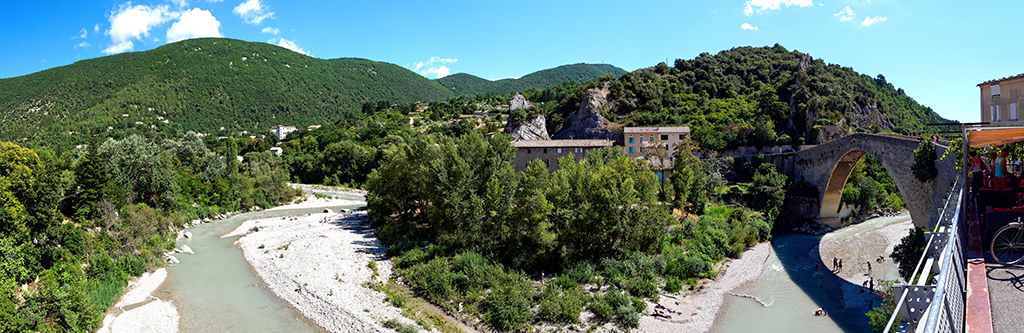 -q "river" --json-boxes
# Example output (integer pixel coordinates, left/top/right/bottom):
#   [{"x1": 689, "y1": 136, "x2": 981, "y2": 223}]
[
  {"x1": 160, "y1": 198, "x2": 366, "y2": 333},
  {"x1": 713, "y1": 213, "x2": 913, "y2": 333}
]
